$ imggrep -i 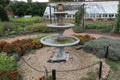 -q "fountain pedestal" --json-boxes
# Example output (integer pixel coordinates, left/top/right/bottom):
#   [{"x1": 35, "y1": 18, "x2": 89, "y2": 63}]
[{"x1": 51, "y1": 47, "x2": 69, "y2": 62}]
